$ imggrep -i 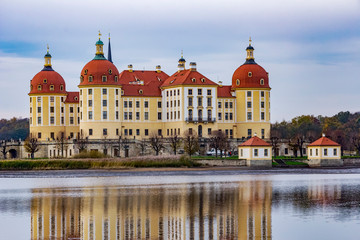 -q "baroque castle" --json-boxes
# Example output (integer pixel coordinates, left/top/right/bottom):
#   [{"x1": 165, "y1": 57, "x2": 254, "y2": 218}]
[{"x1": 29, "y1": 35, "x2": 271, "y2": 146}]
